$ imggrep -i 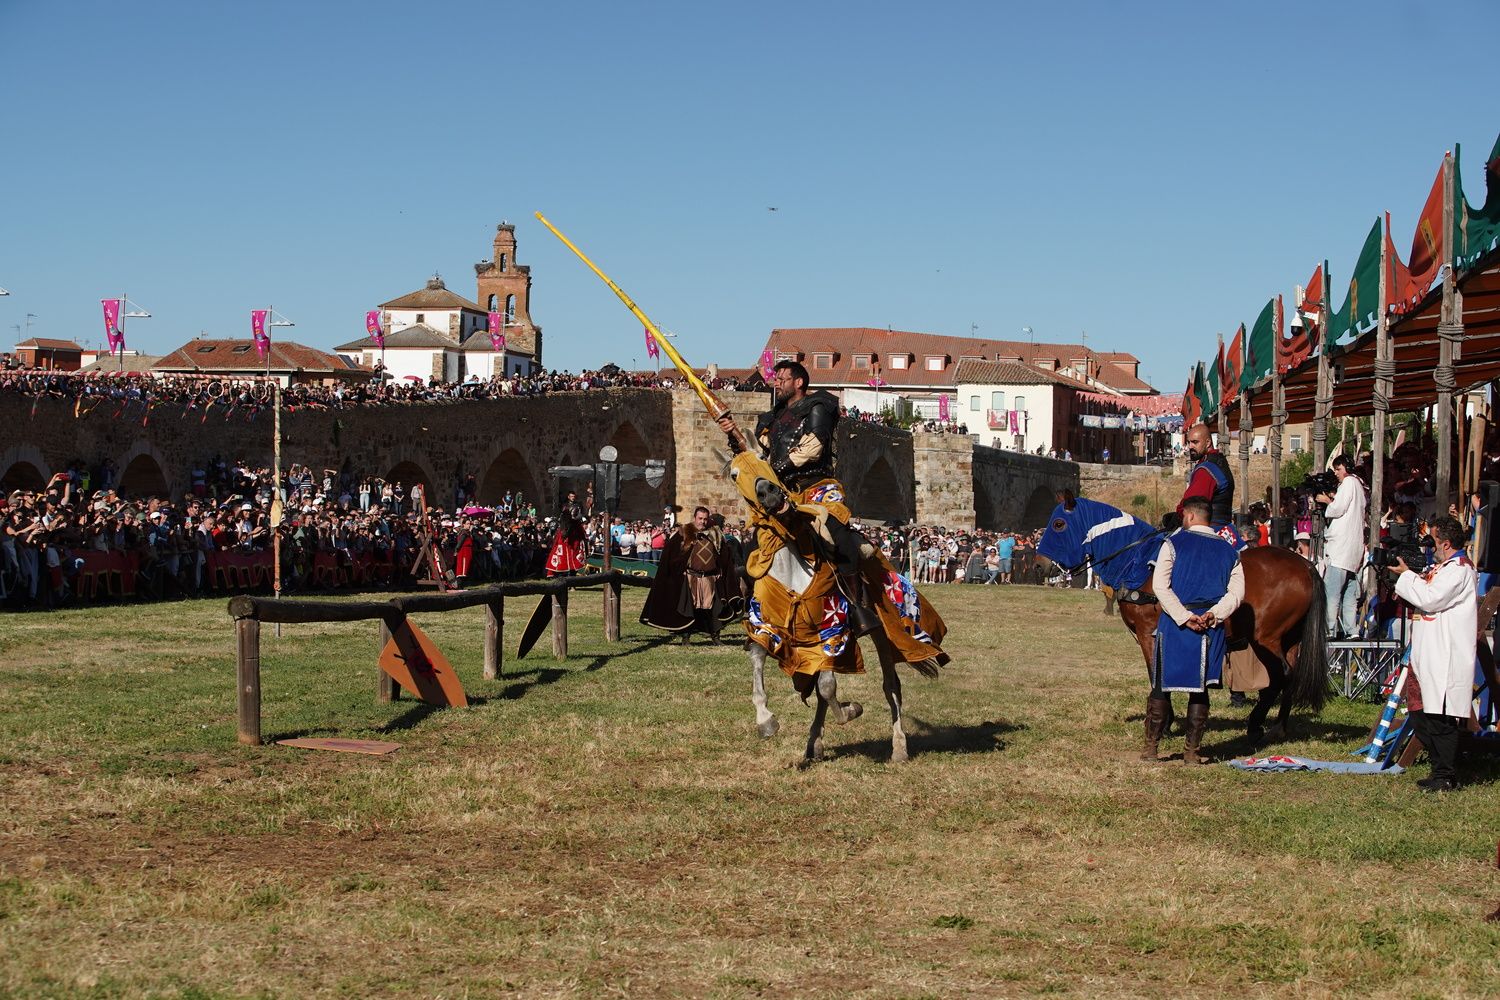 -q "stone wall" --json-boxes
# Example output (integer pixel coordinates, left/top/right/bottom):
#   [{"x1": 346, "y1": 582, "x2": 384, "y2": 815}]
[
  {"x1": 971, "y1": 447, "x2": 1081, "y2": 530},
  {"x1": 0, "y1": 387, "x2": 1081, "y2": 530}
]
